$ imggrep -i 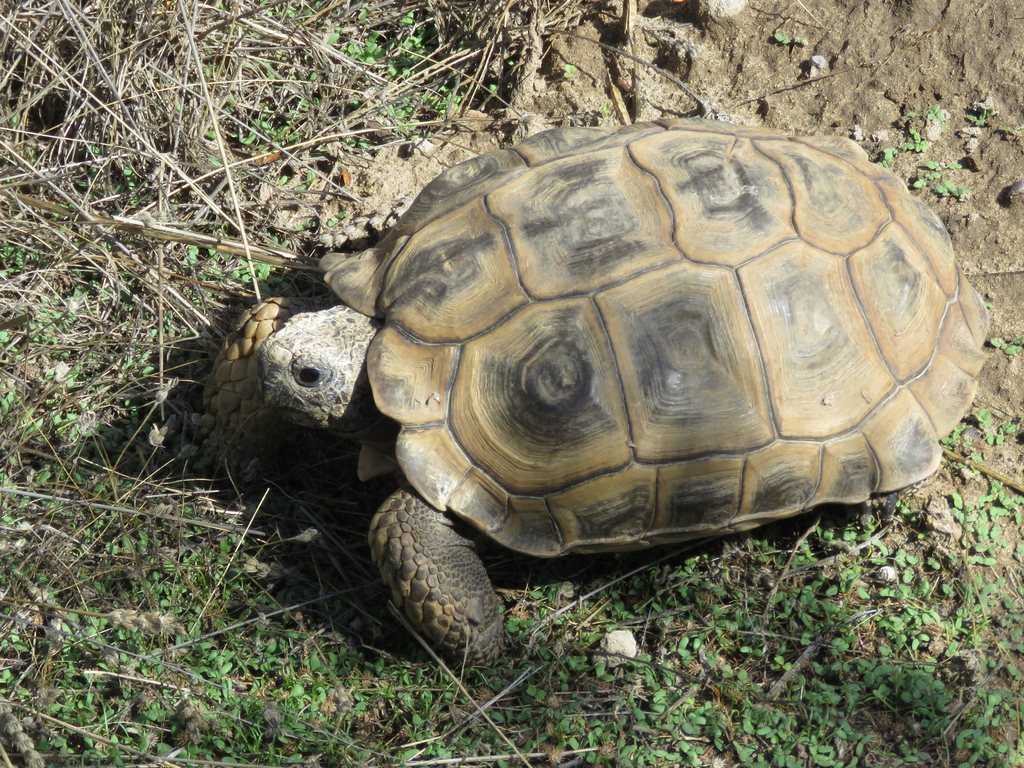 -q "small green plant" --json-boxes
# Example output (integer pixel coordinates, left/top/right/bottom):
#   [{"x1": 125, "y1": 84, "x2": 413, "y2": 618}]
[
  {"x1": 967, "y1": 106, "x2": 995, "y2": 127},
  {"x1": 976, "y1": 408, "x2": 1021, "y2": 446},
  {"x1": 906, "y1": 103, "x2": 948, "y2": 132},
  {"x1": 878, "y1": 127, "x2": 931, "y2": 168},
  {"x1": 912, "y1": 160, "x2": 970, "y2": 199},
  {"x1": 878, "y1": 104, "x2": 950, "y2": 168},
  {"x1": 879, "y1": 146, "x2": 900, "y2": 167},
  {"x1": 771, "y1": 31, "x2": 808, "y2": 47},
  {"x1": 562, "y1": 63, "x2": 578, "y2": 79},
  {"x1": 991, "y1": 336, "x2": 1024, "y2": 355},
  {"x1": 902, "y1": 126, "x2": 931, "y2": 153}
]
